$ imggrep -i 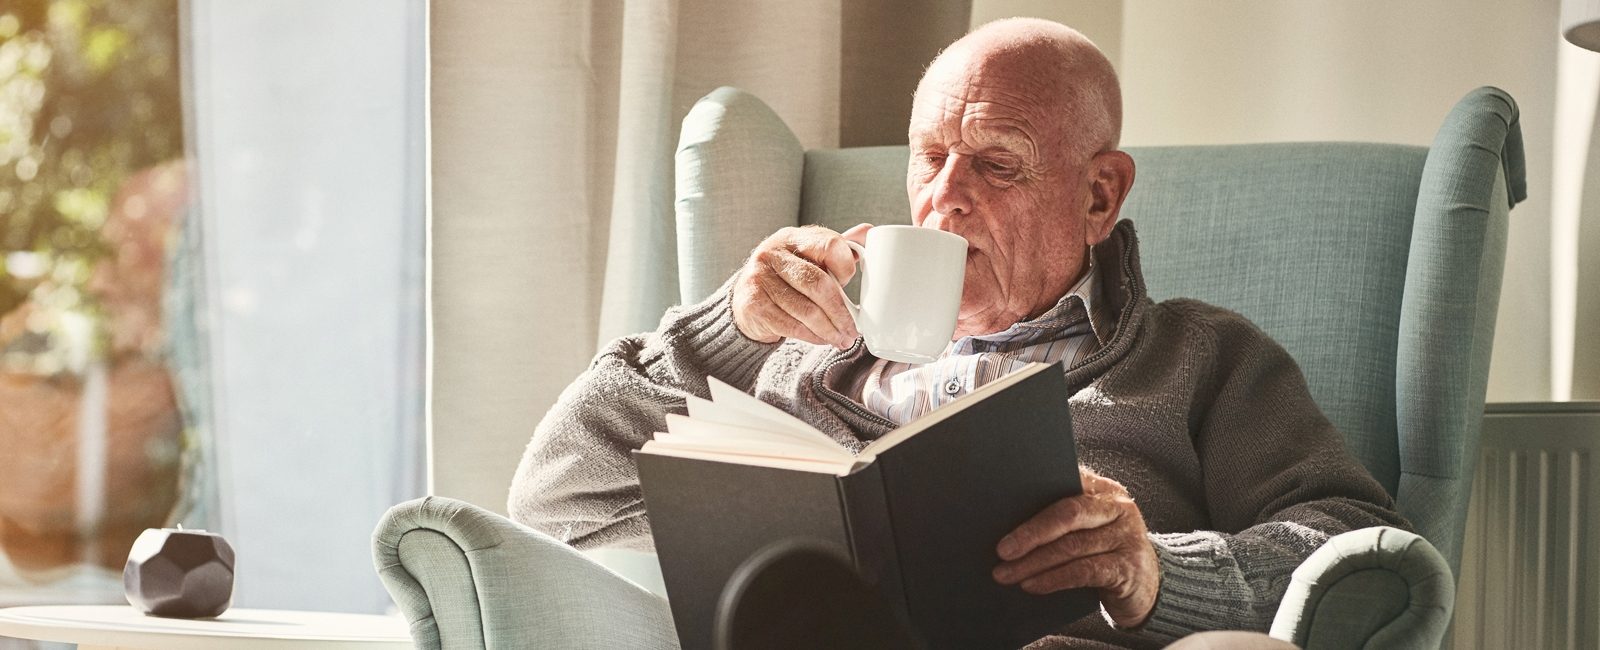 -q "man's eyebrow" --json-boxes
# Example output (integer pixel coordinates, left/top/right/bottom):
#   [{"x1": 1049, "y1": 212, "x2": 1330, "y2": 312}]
[
  {"x1": 961, "y1": 123, "x2": 1036, "y2": 157},
  {"x1": 909, "y1": 110, "x2": 1038, "y2": 157},
  {"x1": 907, "y1": 123, "x2": 956, "y2": 148}
]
